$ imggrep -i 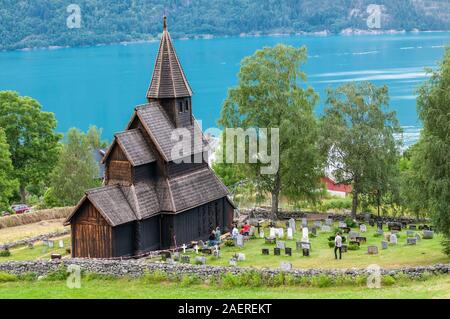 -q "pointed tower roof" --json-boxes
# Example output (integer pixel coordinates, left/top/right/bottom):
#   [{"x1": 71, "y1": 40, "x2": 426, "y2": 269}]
[{"x1": 147, "y1": 16, "x2": 193, "y2": 99}]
